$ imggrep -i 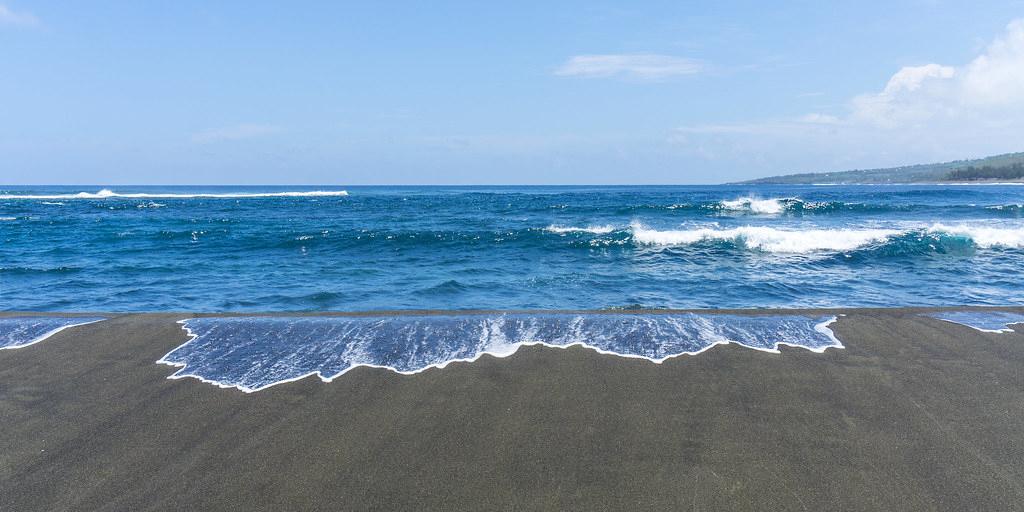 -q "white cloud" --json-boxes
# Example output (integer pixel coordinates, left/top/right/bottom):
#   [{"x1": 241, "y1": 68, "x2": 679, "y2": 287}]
[
  {"x1": 555, "y1": 54, "x2": 703, "y2": 80},
  {"x1": 850, "y1": 19, "x2": 1024, "y2": 127},
  {"x1": 961, "y1": 19, "x2": 1024, "y2": 107},
  {"x1": 192, "y1": 124, "x2": 282, "y2": 144},
  {"x1": 0, "y1": 3, "x2": 38, "y2": 27},
  {"x1": 670, "y1": 19, "x2": 1024, "y2": 176}
]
